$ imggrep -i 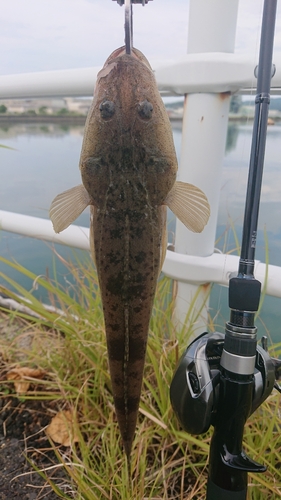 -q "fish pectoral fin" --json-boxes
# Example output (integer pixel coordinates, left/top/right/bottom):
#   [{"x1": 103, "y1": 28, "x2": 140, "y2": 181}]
[
  {"x1": 164, "y1": 181, "x2": 210, "y2": 233},
  {"x1": 49, "y1": 184, "x2": 91, "y2": 233}
]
